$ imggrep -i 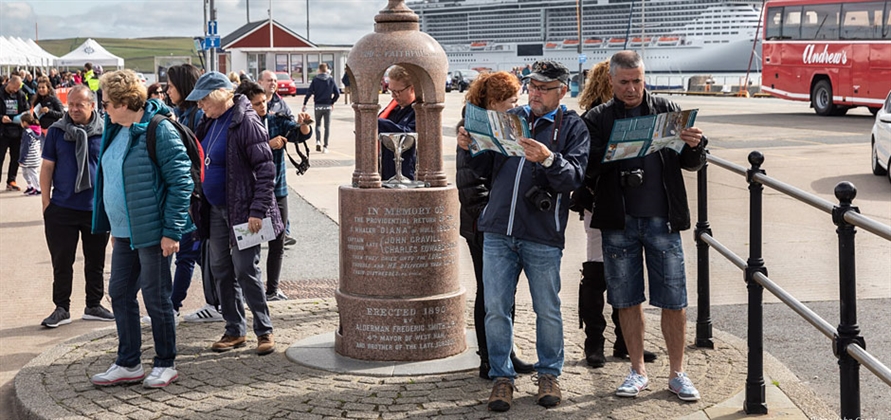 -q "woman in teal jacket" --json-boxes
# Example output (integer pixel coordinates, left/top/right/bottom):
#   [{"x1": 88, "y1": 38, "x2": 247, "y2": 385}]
[{"x1": 89, "y1": 70, "x2": 194, "y2": 389}]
